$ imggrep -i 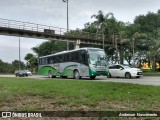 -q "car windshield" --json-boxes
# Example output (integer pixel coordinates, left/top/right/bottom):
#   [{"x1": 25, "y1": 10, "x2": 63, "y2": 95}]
[
  {"x1": 88, "y1": 50, "x2": 107, "y2": 66},
  {"x1": 122, "y1": 64, "x2": 133, "y2": 69}
]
